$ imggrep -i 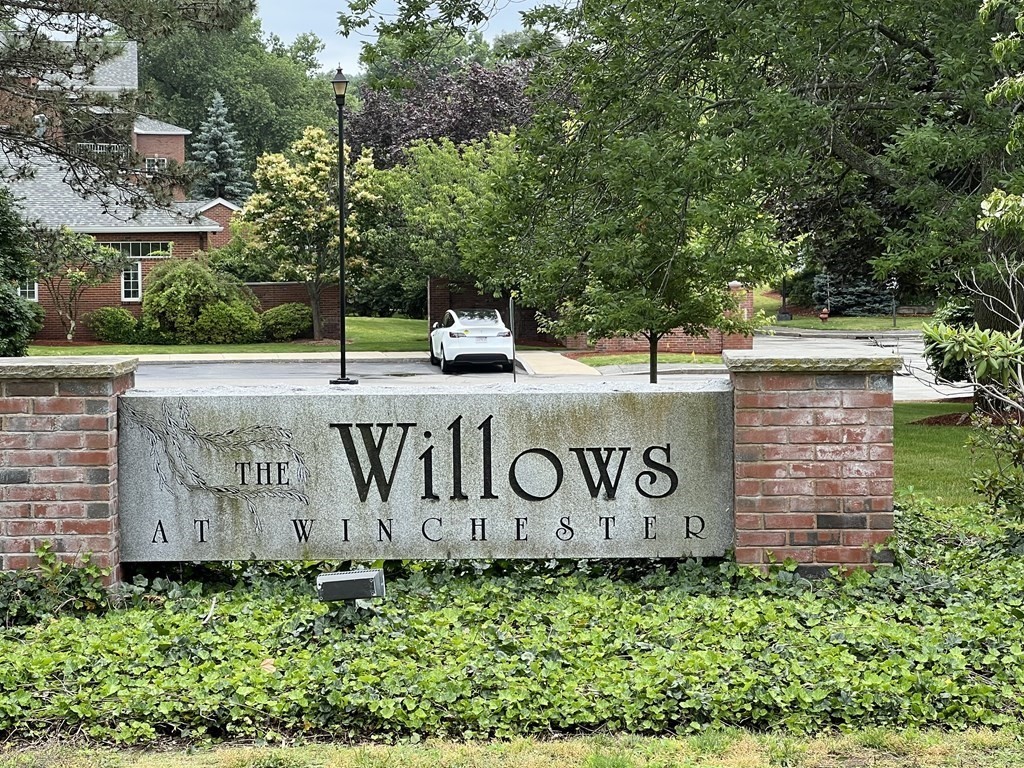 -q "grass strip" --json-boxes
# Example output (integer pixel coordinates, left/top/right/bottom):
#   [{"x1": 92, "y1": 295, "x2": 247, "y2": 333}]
[
  {"x1": 574, "y1": 353, "x2": 723, "y2": 367},
  {"x1": 28, "y1": 318, "x2": 430, "y2": 355},
  {"x1": 4, "y1": 729, "x2": 1024, "y2": 767}
]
